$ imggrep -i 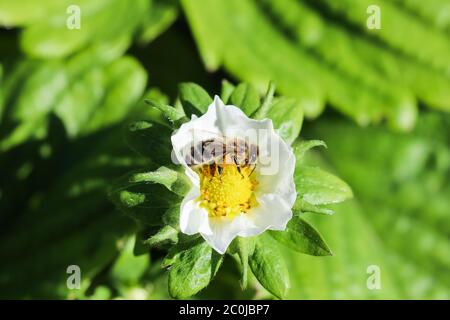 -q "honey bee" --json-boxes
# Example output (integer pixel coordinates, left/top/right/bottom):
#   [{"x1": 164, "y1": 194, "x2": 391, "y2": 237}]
[{"x1": 184, "y1": 132, "x2": 259, "y2": 176}]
